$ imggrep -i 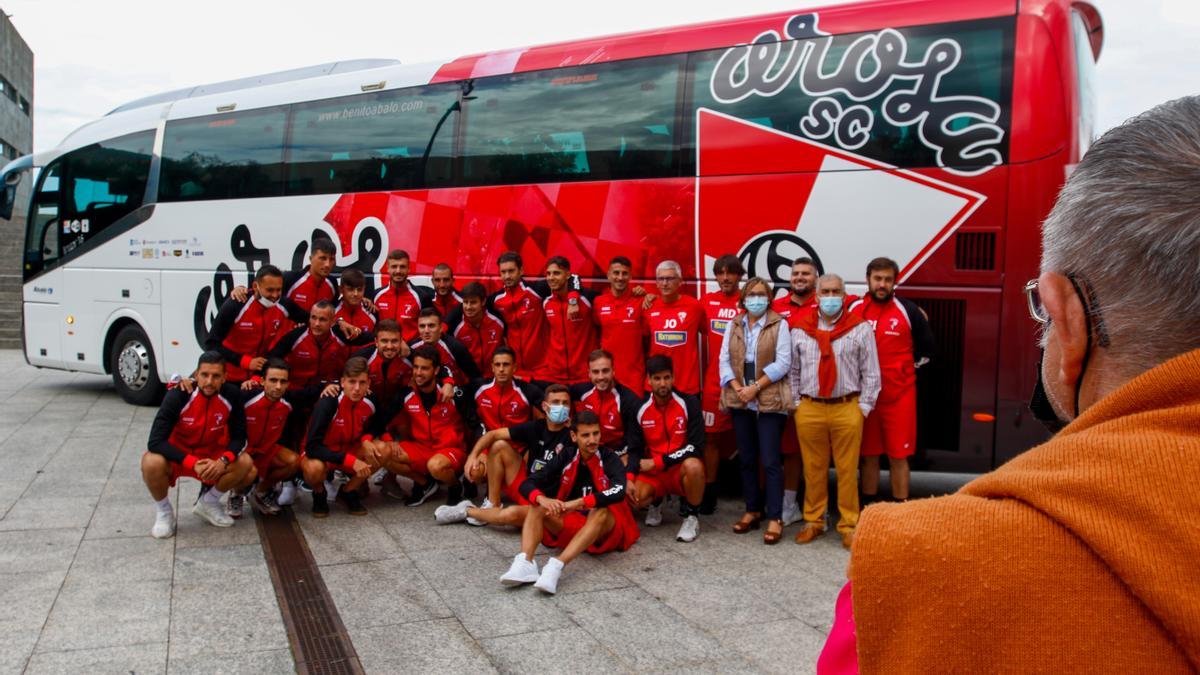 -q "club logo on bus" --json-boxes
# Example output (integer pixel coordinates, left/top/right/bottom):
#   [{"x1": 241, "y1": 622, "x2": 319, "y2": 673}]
[
  {"x1": 738, "y1": 231, "x2": 824, "y2": 293},
  {"x1": 709, "y1": 13, "x2": 1005, "y2": 175}
]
